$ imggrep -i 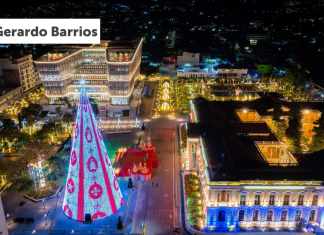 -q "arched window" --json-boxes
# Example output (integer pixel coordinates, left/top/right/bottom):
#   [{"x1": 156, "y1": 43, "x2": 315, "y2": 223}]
[
  {"x1": 238, "y1": 210, "x2": 245, "y2": 221},
  {"x1": 283, "y1": 193, "x2": 290, "y2": 206},
  {"x1": 295, "y1": 210, "x2": 302, "y2": 222},
  {"x1": 218, "y1": 210, "x2": 226, "y2": 222},
  {"x1": 218, "y1": 191, "x2": 229, "y2": 202},
  {"x1": 281, "y1": 210, "x2": 288, "y2": 221},
  {"x1": 309, "y1": 210, "x2": 316, "y2": 222},
  {"x1": 269, "y1": 193, "x2": 275, "y2": 206},
  {"x1": 253, "y1": 210, "x2": 259, "y2": 221},
  {"x1": 267, "y1": 210, "x2": 273, "y2": 221},
  {"x1": 254, "y1": 193, "x2": 261, "y2": 206},
  {"x1": 240, "y1": 194, "x2": 246, "y2": 206},
  {"x1": 312, "y1": 195, "x2": 318, "y2": 206},
  {"x1": 297, "y1": 194, "x2": 304, "y2": 206}
]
